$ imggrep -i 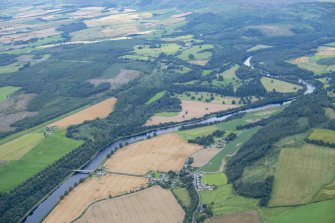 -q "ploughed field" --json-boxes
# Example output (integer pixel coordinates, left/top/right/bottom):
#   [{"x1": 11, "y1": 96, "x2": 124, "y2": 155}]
[{"x1": 74, "y1": 186, "x2": 185, "y2": 223}]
